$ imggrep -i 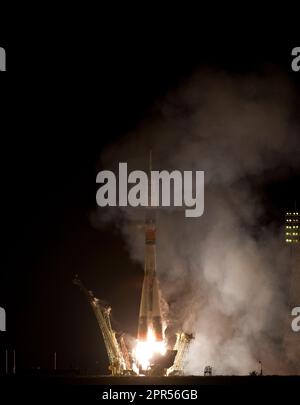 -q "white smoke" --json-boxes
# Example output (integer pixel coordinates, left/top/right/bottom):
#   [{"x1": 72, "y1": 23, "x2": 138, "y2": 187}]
[{"x1": 95, "y1": 69, "x2": 300, "y2": 375}]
